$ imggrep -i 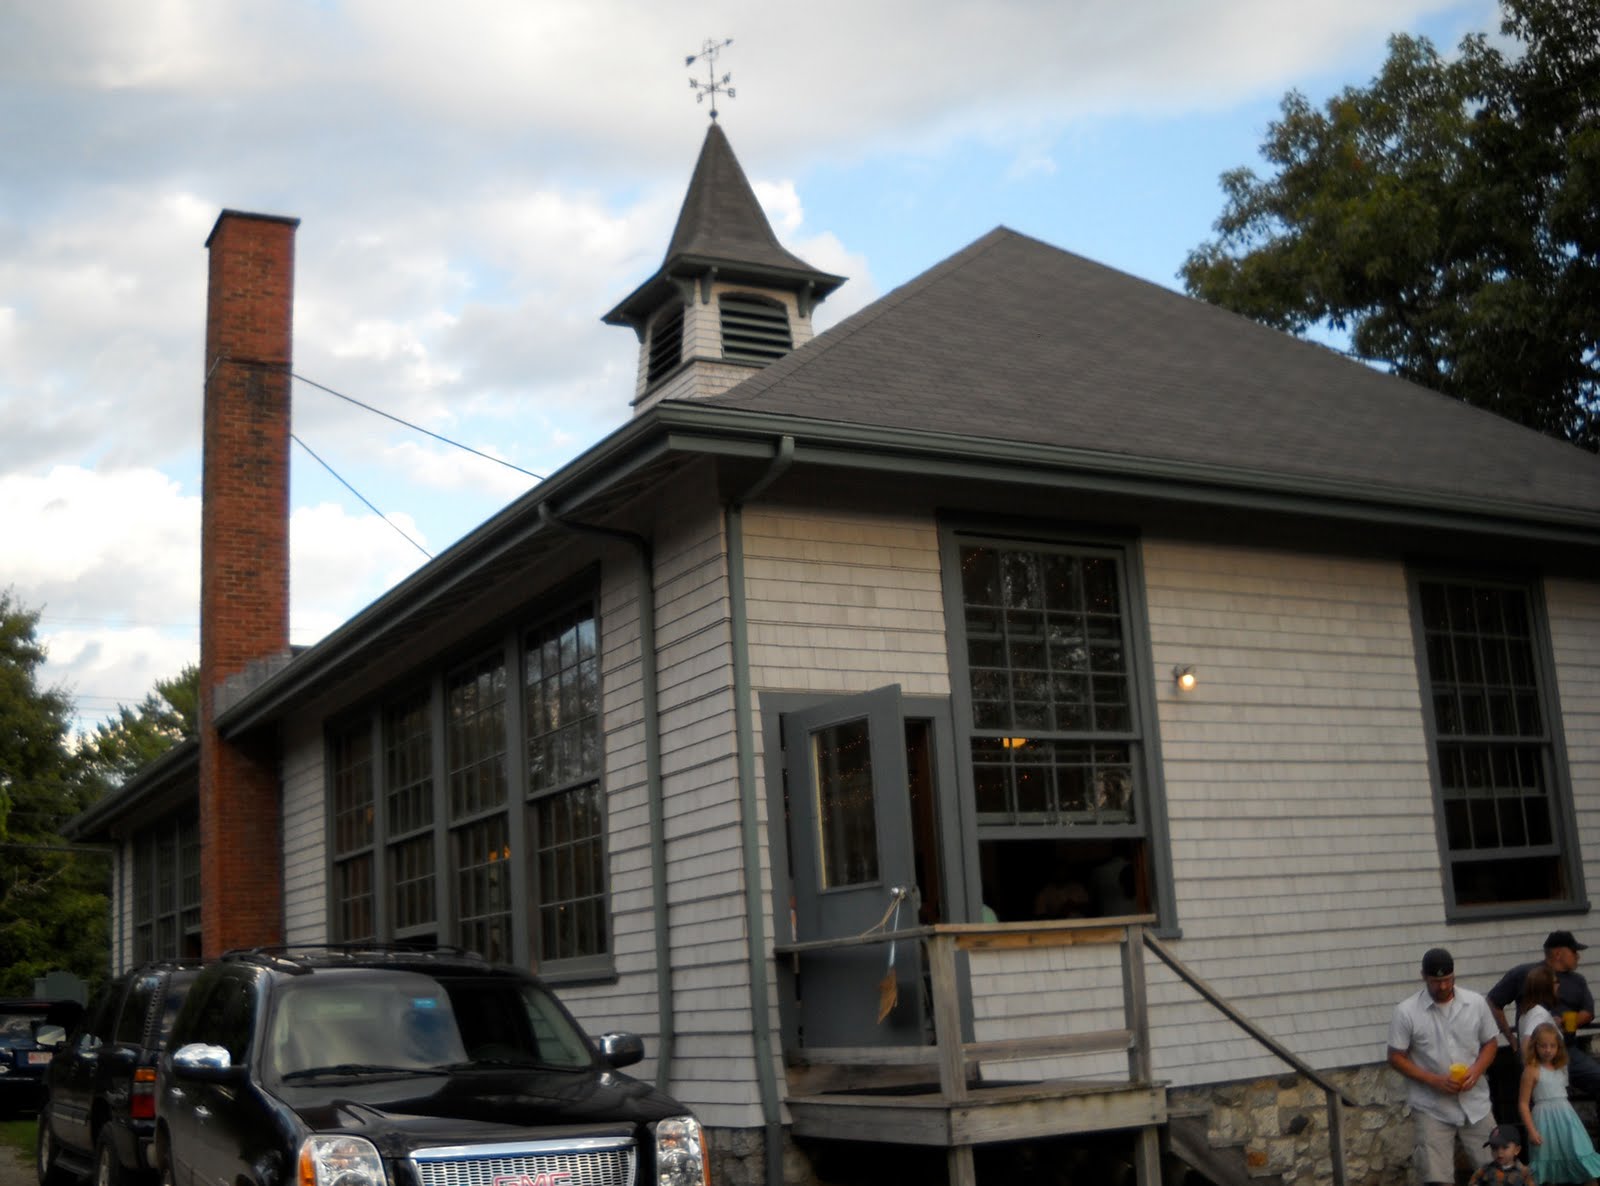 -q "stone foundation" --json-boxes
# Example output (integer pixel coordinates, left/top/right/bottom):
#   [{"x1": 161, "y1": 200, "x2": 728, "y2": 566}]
[{"x1": 1169, "y1": 1063, "x2": 1419, "y2": 1186}]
